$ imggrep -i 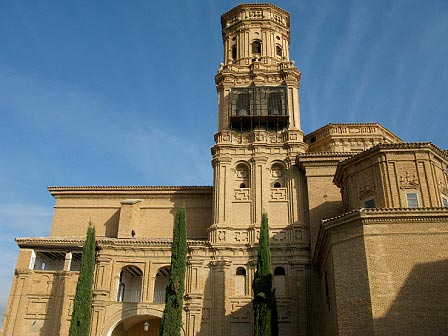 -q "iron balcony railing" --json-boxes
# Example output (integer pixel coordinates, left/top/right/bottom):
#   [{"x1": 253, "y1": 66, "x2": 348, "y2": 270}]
[
  {"x1": 229, "y1": 86, "x2": 289, "y2": 130},
  {"x1": 153, "y1": 290, "x2": 166, "y2": 304},
  {"x1": 117, "y1": 290, "x2": 141, "y2": 303}
]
